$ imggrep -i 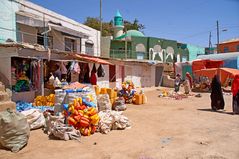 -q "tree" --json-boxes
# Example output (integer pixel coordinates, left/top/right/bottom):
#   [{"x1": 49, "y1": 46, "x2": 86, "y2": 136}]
[{"x1": 84, "y1": 17, "x2": 145, "y2": 36}]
